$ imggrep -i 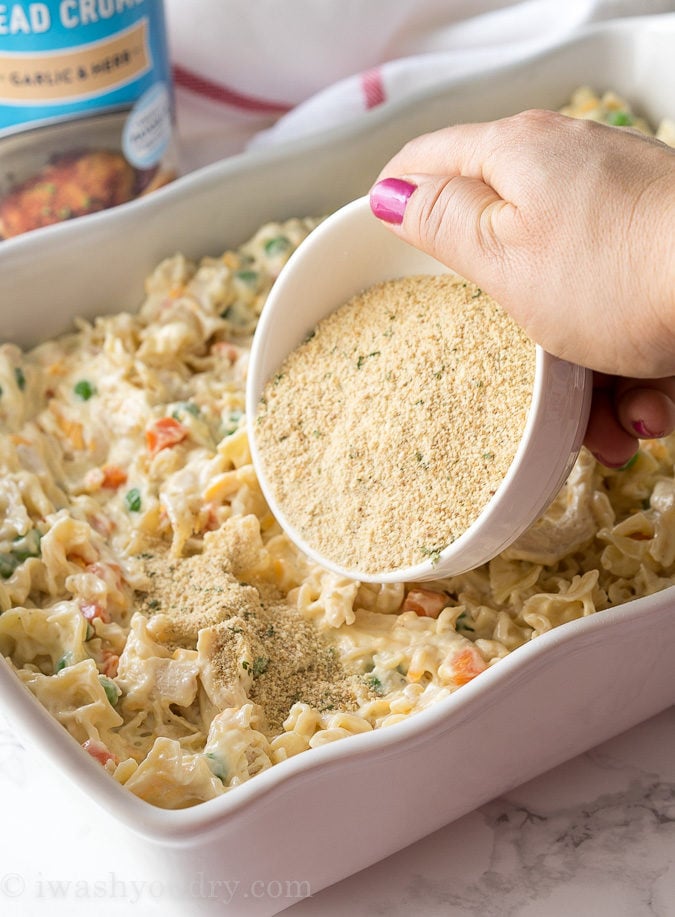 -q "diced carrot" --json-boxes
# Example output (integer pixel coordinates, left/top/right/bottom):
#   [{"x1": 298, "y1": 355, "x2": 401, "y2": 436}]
[
  {"x1": 82, "y1": 738, "x2": 117, "y2": 766},
  {"x1": 449, "y1": 647, "x2": 487, "y2": 686},
  {"x1": 100, "y1": 464, "x2": 127, "y2": 489},
  {"x1": 210, "y1": 341, "x2": 241, "y2": 364},
  {"x1": 146, "y1": 417, "x2": 188, "y2": 456},
  {"x1": 101, "y1": 651, "x2": 119, "y2": 677},
  {"x1": 80, "y1": 602, "x2": 110, "y2": 624},
  {"x1": 402, "y1": 588, "x2": 449, "y2": 618}
]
